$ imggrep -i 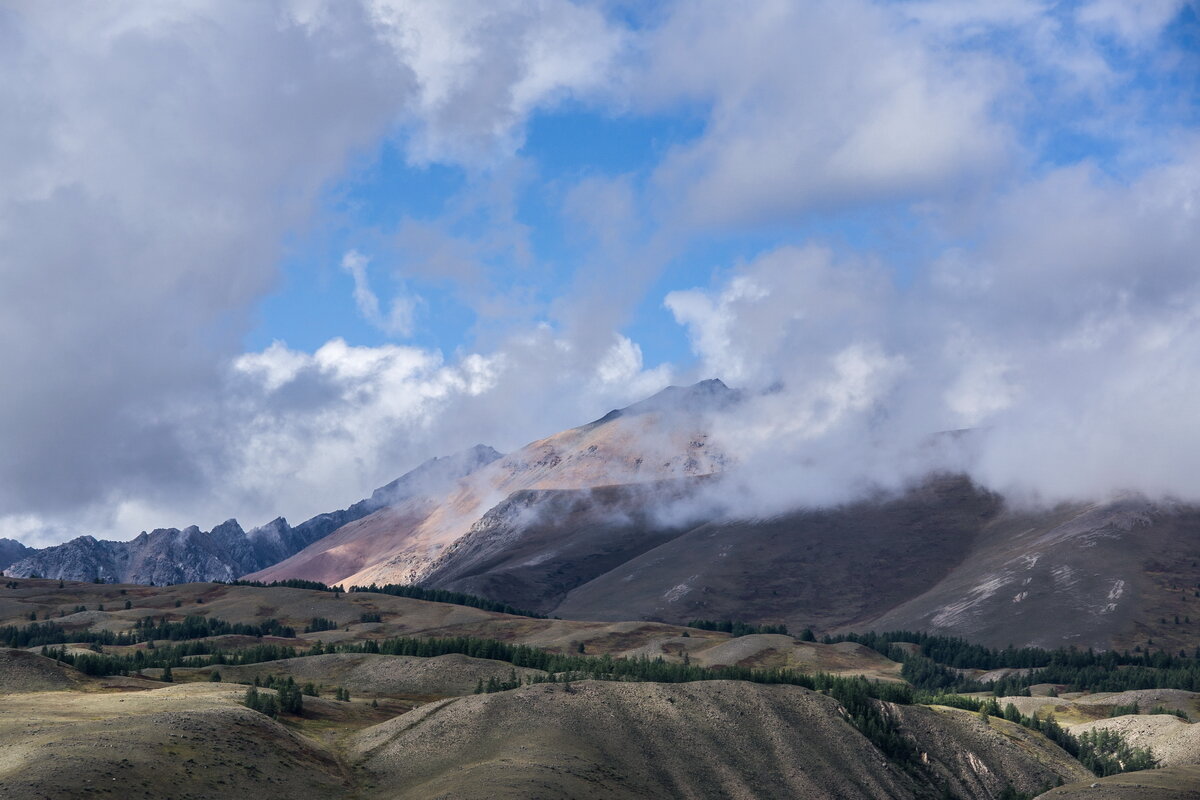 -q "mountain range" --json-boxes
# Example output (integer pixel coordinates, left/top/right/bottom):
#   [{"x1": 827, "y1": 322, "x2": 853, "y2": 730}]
[
  {"x1": 5, "y1": 379, "x2": 1199, "y2": 651},
  {"x1": 2, "y1": 444, "x2": 500, "y2": 585}
]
